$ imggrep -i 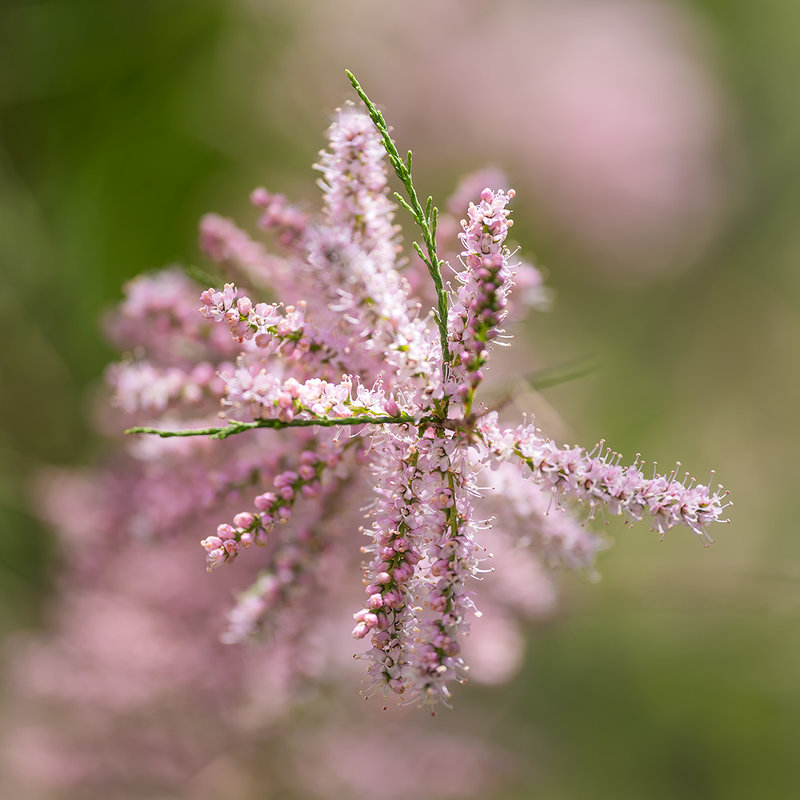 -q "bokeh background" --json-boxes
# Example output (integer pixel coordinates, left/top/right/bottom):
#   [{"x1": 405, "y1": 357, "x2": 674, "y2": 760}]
[{"x1": 1, "y1": 0, "x2": 798, "y2": 797}]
